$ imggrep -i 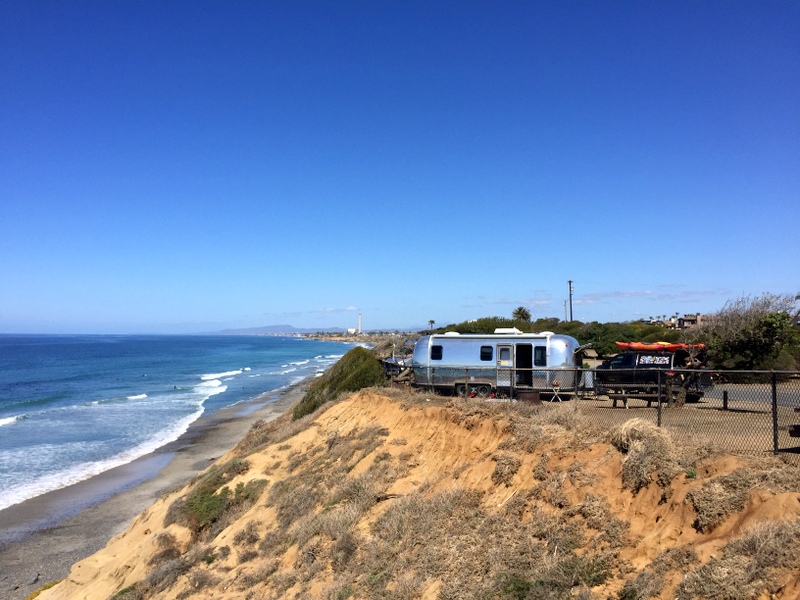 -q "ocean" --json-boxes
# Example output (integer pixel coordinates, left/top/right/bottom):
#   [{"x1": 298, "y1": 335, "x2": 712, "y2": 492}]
[{"x1": 0, "y1": 334, "x2": 353, "y2": 512}]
